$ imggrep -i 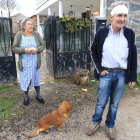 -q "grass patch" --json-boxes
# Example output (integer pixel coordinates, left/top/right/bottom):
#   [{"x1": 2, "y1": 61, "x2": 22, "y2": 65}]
[
  {"x1": 61, "y1": 79, "x2": 69, "y2": 82},
  {"x1": 124, "y1": 84, "x2": 130, "y2": 93},
  {"x1": 70, "y1": 85, "x2": 76, "y2": 91},
  {"x1": 76, "y1": 94, "x2": 82, "y2": 98},
  {"x1": 88, "y1": 76, "x2": 97, "y2": 86},
  {"x1": 0, "y1": 96, "x2": 17, "y2": 122},
  {"x1": 88, "y1": 80, "x2": 93, "y2": 86},
  {"x1": 94, "y1": 81, "x2": 99, "y2": 87},
  {"x1": 78, "y1": 85, "x2": 83, "y2": 88},
  {"x1": 73, "y1": 91, "x2": 77, "y2": 94},
  {"x1": 62, "y1": 89, "x2": 66, "y2": 92},
  {"x1": 0, "y1": 85, "x2": 19, "y2": 93},
  {"x1": 124, "y1": 73, "x2": 140, "y2": 93},
  {"x1": 134, "y1": 73, "x2": 140, "y2": 89},
  {"x1": 94, "y1": 91, "x2": 98, "y2": 95},
  {"x1": 53, "y1": 79, "x2": 58, "y2": 83},
  {"x1": 46, "y1": 79, "x2": 58, "y2": 83},
  {"x1": 70, "y1": 92, "x2": 73, "y2": 96}
]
